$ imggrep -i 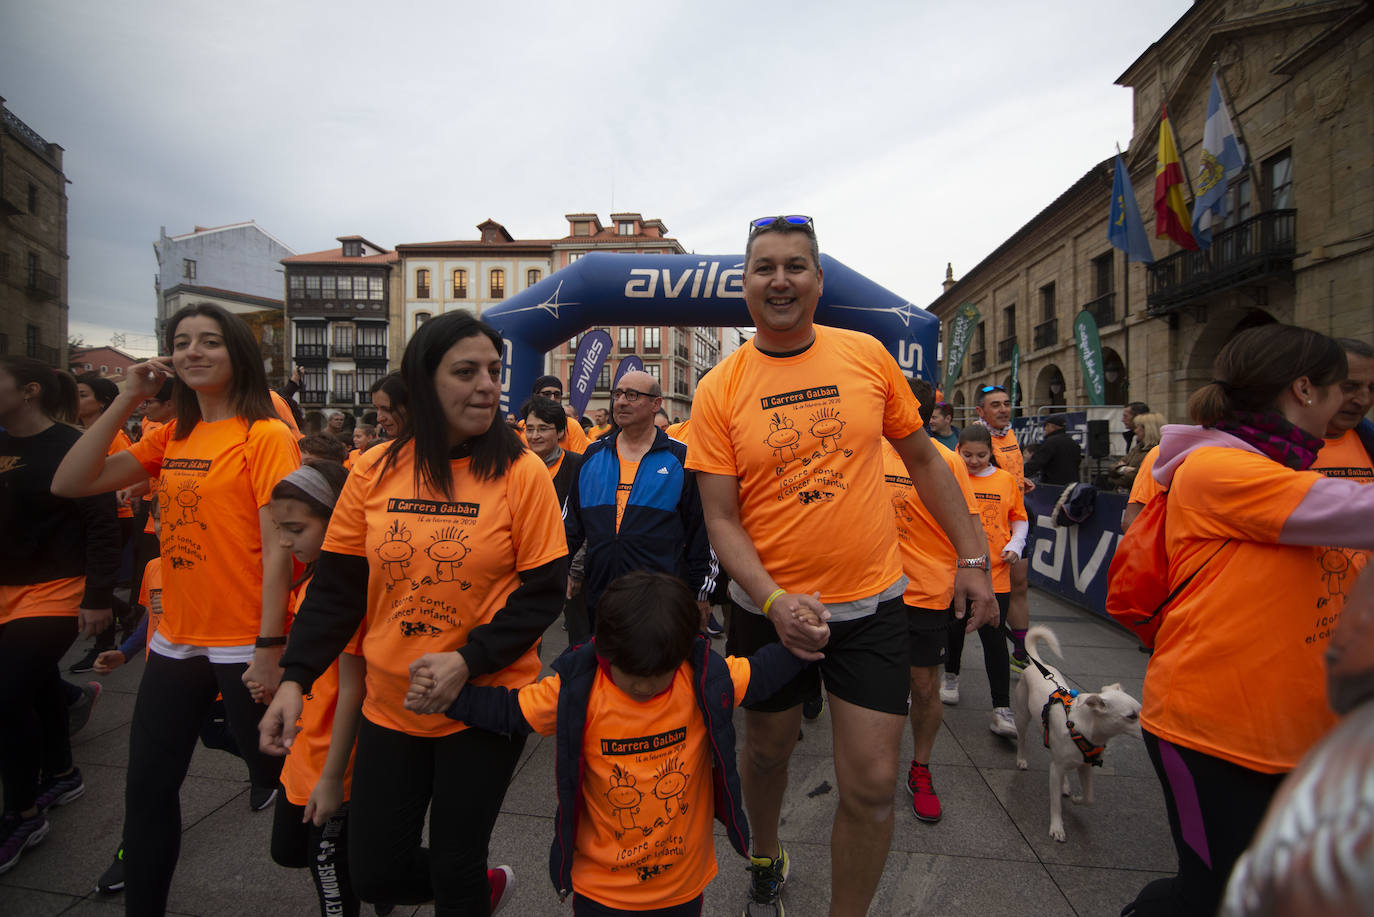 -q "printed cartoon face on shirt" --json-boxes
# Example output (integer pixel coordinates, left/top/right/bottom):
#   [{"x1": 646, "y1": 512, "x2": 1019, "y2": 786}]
[{"x1": 756, "y1": 385, "x2": 854, "y2": 504}]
